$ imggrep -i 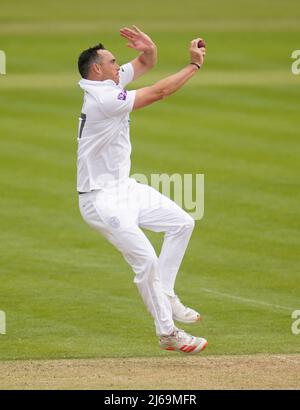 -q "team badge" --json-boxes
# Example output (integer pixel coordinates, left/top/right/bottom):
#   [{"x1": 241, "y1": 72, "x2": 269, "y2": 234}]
[
  {"x1": 117, "y1": 89, "x2": 127, "y2": 101},
  {"x1": 108, "y1": 217, "x2": 120, "y2": 229}
]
